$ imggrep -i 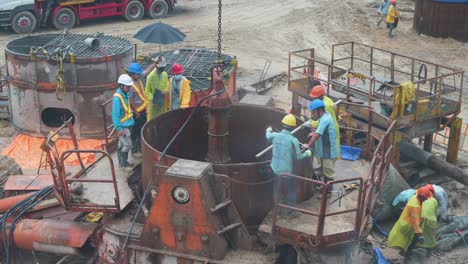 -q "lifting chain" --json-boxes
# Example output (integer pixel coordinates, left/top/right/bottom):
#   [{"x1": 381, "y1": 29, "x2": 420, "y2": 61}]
[{"x1": 217, "y1": 0, "x2": 222, "y2": 64}]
